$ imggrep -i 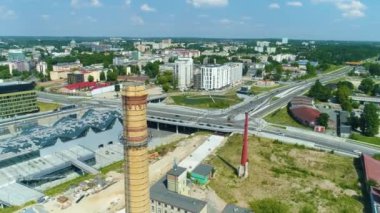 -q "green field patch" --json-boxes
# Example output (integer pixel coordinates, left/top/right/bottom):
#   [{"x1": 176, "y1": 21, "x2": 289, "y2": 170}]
[
  {"x1": 171, "y1": 94, "x2": 242, "y2": 109},
  {"x1": 264, "y1": 107, "x2": 309, "y2": 129}
]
